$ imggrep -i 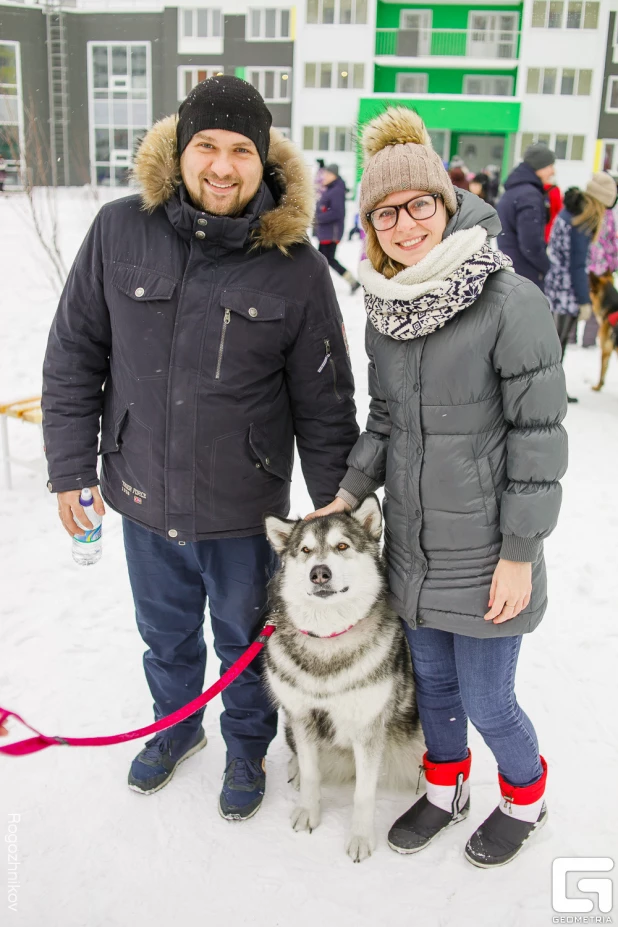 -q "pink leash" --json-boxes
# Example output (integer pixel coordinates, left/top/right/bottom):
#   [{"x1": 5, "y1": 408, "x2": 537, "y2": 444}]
[{"x1": 0, "y1": 621, "x2": 276, "y2": 758}]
